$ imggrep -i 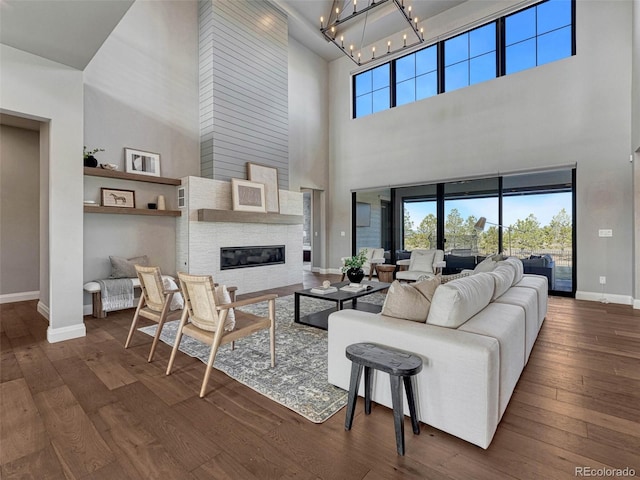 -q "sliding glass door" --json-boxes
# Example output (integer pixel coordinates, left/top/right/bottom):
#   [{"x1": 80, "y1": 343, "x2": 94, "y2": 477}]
[
  {"x1": 502, "y1": 170, "x2": 574, "y2": 293},
  {"x1": 444, "y1": 178, "x2": 499, "y2": 256}
]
